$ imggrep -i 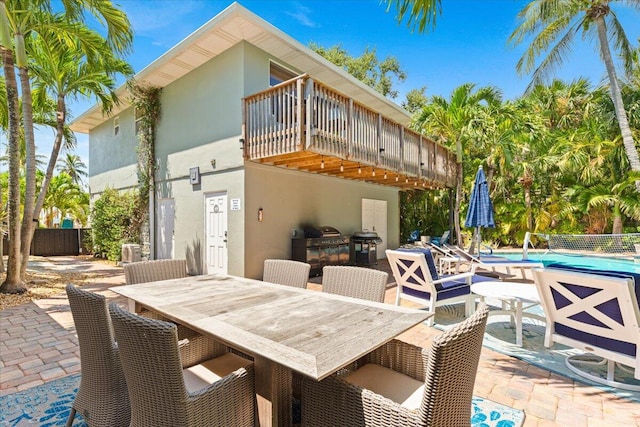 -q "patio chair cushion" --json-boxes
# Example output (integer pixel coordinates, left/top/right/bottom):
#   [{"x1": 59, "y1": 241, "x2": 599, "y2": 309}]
[
  {"x1": 398, "y1": 247, "x2": 440, "y2": 280},
  {"x1": 539, "y1": 266, "x2": 639, "y2": 358},
  {"x1": 546, "y1": 264, "x2": 640, "y2": 305},
  {"x1": 183, "y1": 353, "x2": 253, "y2": 393},
  {"x1": 344, "y1": 363, "x2": 424, "y2": 411},
  {"x1": 397, "y1": 248, "x2": 494, "y2": 302}
]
